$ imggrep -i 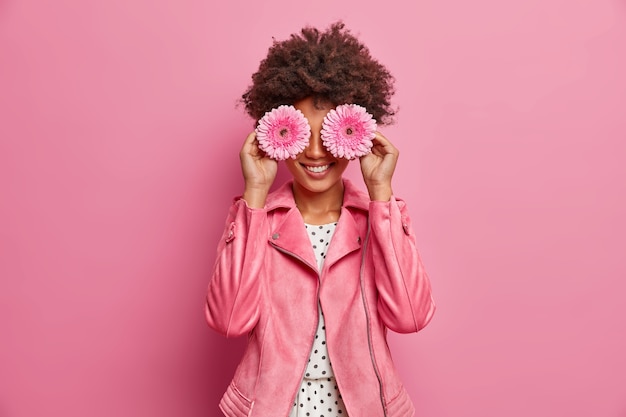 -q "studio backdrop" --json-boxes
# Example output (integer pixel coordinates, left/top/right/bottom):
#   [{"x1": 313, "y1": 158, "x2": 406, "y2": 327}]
[{"x1": 1, "y1": 0, "x2": 625, "y2": 416}]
